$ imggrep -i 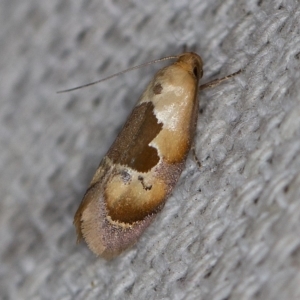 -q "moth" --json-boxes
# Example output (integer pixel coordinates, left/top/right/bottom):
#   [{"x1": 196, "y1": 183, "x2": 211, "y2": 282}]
[{"x1": 60, "y1": 52, "x2": 240, "y2": 258}]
